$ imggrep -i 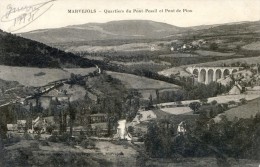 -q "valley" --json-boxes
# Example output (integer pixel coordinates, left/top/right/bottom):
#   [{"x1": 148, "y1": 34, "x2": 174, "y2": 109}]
[{"x1": 1, "y1": 19, "x2": 260, "y2": 167}]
